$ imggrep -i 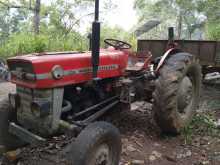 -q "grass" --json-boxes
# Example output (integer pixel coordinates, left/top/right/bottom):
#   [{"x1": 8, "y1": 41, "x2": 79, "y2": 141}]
[{"x1": 181, "y1": 112, "x2": 220, "y2": 144}]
